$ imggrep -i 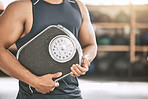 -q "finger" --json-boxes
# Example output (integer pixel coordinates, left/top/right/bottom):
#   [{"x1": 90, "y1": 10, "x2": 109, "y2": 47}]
[
  {"x1": 71, "y1": 66, "x2": 80, "y2": 77},
  {"x1": 76, "y1": 64, "x2": 89, "y2": 72},
  {"x1": 44, "y1": 88, "x2": 50, "y2": 93},
  {"x1": 51, "y1": 72, "x2": 62, "y2": 78},
  {"x1": 81, "y1": 58, "x2": 85, "y2": 64},
  {"x1": 73, "y1": 65, "x2": 82, "y2": 75},
  {"x1": 81, "y1": 58, "x2": 90, "y2": 67},
  {"x1": 81, "y1": 58, "x2": 87, "y2": 64},
  {"x1": 50, "y1": 88, "x2": 55, "y2": 92},
  {"x1": 76, "y1": 64, "x2": 87, "y2": 75},
  {"x1": 36, "y1": 89, "x2": 47, "y2": 94},
  {"x1": 45, "y1": 86, "x2": 55, "y2": 93},
  {"x1": 70, "y1": 72, "x2": 75, "y2": 77},
  {"x1": 54, "y1": 82, "x2": 59, "y2": 87},
  {"x1": 42, "y1": 92, "x2": 47, "y2": 94},
  {"x1": 77, "y1": 65, "x2": 88, "y2": 75},
  {"x1": 45, "y1": 90, "x2": 50, "y2": 93},
  {"x1": 81, "y1": 72, "x2": 86, "y2": 75}
]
